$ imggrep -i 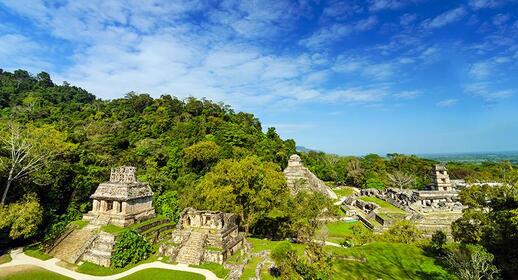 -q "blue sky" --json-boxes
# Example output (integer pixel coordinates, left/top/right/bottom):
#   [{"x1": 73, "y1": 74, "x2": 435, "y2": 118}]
[{"x1": 1, "y1": 0, "x2": 518, "y2": 155}]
